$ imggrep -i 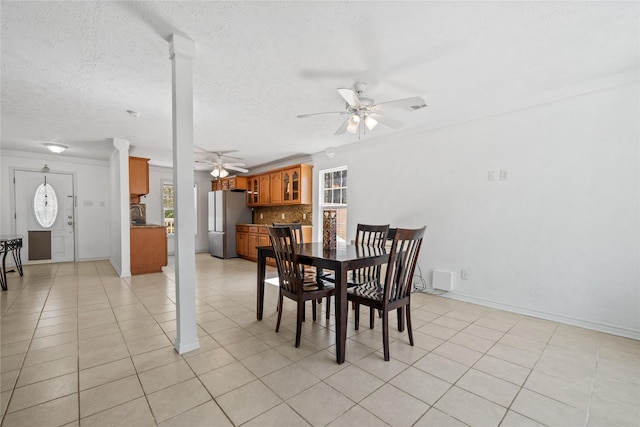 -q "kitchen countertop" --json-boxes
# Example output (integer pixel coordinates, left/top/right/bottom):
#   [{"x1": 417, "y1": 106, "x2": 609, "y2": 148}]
[{"x1": 131, "y1": 223, "x2": 165, "y2": 228}]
